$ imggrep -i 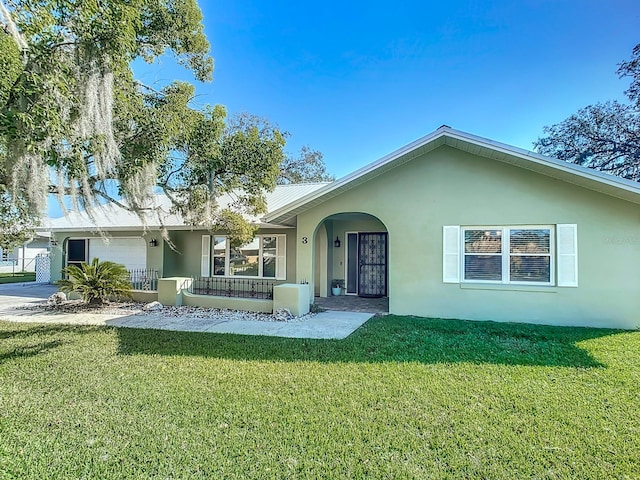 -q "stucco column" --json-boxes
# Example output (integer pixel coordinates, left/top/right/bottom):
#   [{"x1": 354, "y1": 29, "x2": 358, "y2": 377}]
[
  {"x1": 296, "y1": 215, "x2": 317, "y2": 301},
  {"x1": 316, "y1": 225, "x2": 328, "y2": 297}
]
